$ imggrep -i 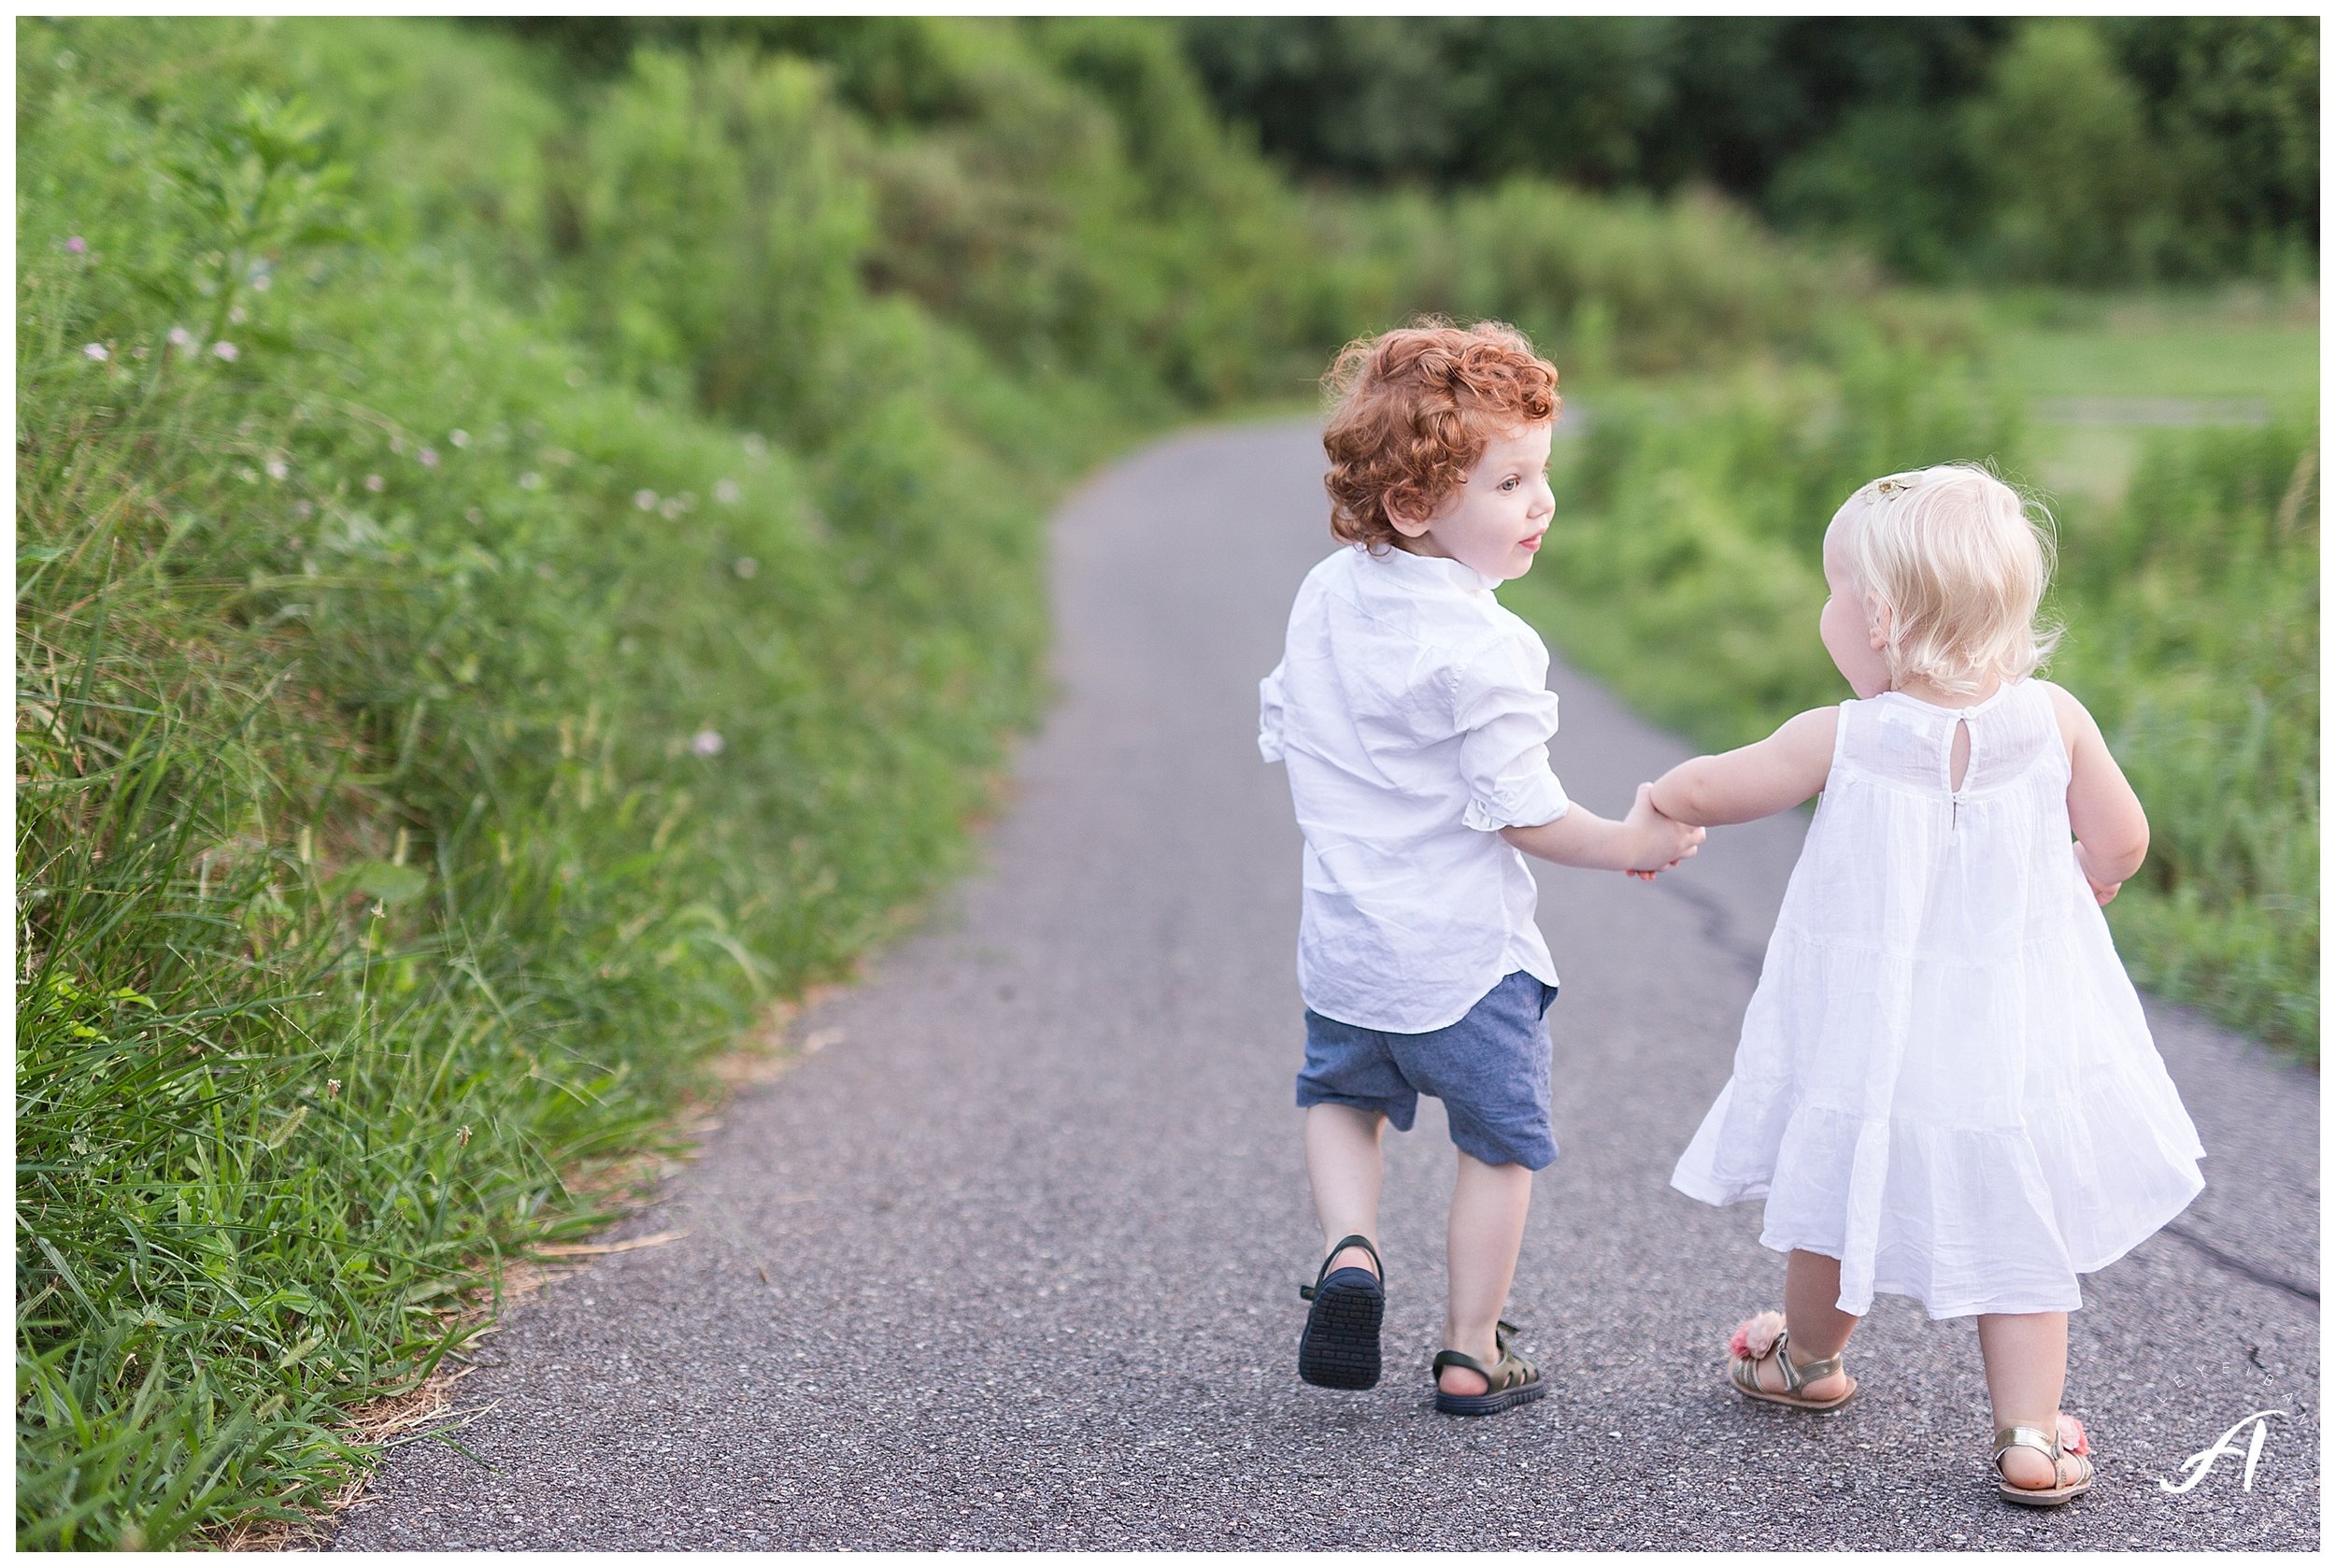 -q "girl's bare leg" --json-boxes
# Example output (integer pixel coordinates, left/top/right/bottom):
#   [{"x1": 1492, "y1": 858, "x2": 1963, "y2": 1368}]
[
  {"x1": 1978, "y1": 1312, "x2": 2088, "y2": 1490},
  {"x1": 1742, "y1": 1248, "x2": 1858, "y2": 1401},
  {"x1": 1437, "y1": 1151, "x2": 1533, "y2": 1396},
  {"x1": 1303, "y1": 1104, "x2": 1386, "y2": 1277}
]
